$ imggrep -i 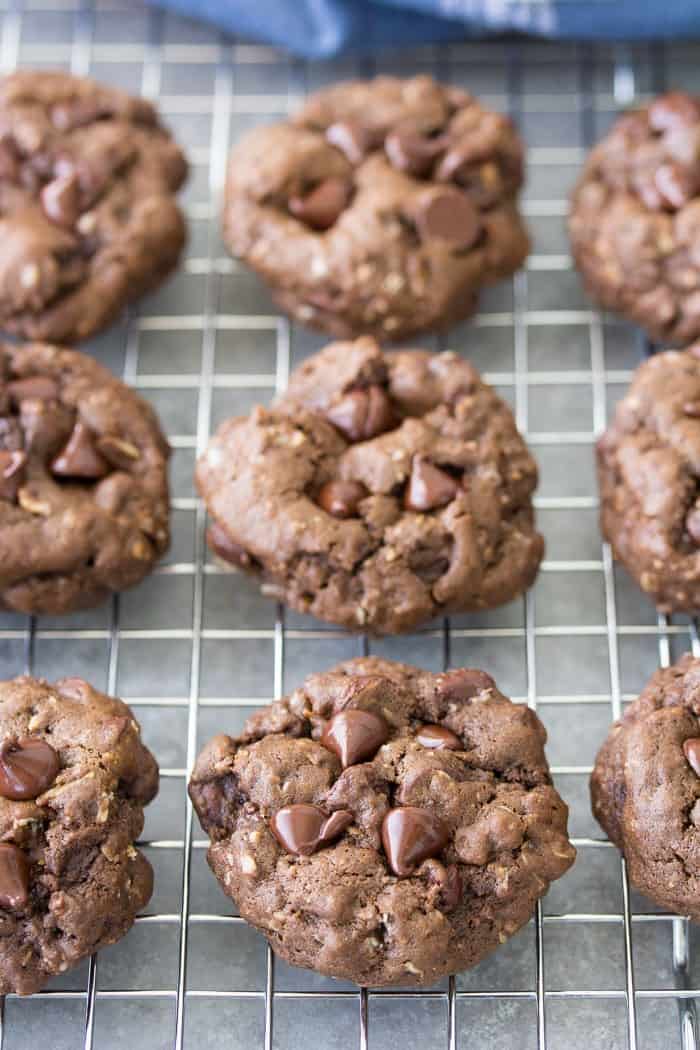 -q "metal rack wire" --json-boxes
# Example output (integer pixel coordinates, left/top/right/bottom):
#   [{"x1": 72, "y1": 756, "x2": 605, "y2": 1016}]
[{"x1": 0, "y1": 2, "x2": 699, "y2": 1047}]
